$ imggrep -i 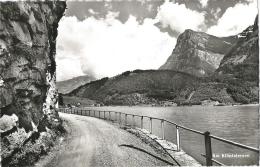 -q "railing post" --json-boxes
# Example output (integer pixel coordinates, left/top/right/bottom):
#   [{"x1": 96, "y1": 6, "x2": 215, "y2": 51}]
[
  {"x1": 141, "y1": 116, "x2": 143, "y2": 129},
  {"x1": 81, "y1": 109, "x2": 82, "y2": 115},
  {"x1": 176, "y1": 125, "x2": 180, "y2": 151},
  {"x1": 104, "y1": 111, "x2": 105, "y2": 119},
  {"x1": 132, "y1": 115, "x2": 135, "y2": 127},
  {"x1": 99, "y1": 111, "x2": 100, "y2": 118},
  {"x1": 161, "y1": 120, "x2": 165, "y2": 140},
  {"x1": 204, "y1": 131, "x2": 213, "y2": 166},
  {"x1": 149, "y1": 118, "x2": 152, "y2": 134},
  {"x1": 125, "y1": 114, "x2": 127, "y2": 125},
  {"x1": 109, "y1": 111, "x2": 111, "y2": 121},
  {"x1": 119, "y1": 113, "x2": 121, "y2": 124}
]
